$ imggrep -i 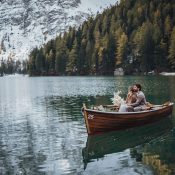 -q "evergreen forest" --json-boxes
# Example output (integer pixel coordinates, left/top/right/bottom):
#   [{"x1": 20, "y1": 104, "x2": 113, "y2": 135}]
[{"x1": 28, "y1": 0, "x2": 175, "y2": 76}]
